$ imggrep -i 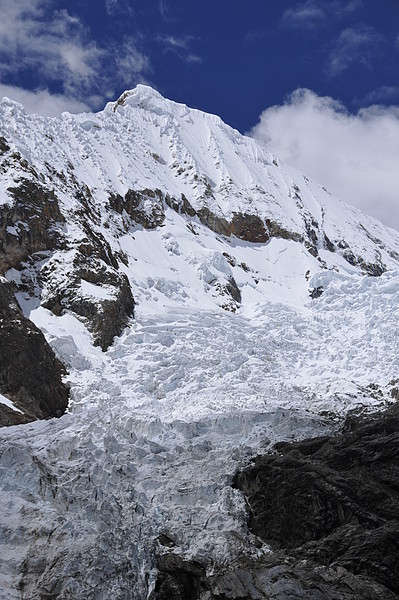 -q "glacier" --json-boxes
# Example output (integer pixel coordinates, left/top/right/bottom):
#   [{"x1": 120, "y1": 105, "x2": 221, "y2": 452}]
[{"x1": 0, "y1": 85, "x2": 398, "y2": 598}]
